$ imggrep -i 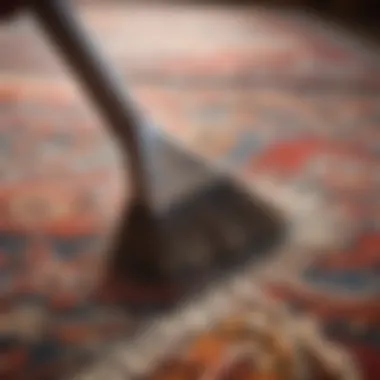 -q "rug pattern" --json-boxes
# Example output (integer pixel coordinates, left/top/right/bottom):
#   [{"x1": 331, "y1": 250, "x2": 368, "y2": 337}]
[{"x1": 0, "y1": 5, "x2": 379, "y2": 380}]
